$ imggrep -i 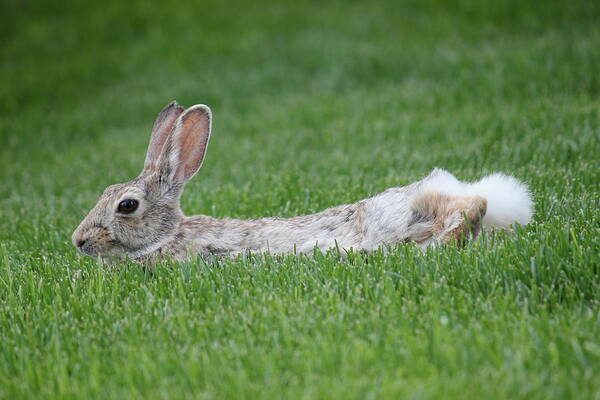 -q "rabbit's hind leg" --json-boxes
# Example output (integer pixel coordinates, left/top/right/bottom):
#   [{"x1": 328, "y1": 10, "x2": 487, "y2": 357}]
[
  {"x1": 439, "y1": 195, "x2": 487, "y2": 245},
  {"x1": 409, "y1": 192, "x2": 487, "y2": 248}
]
